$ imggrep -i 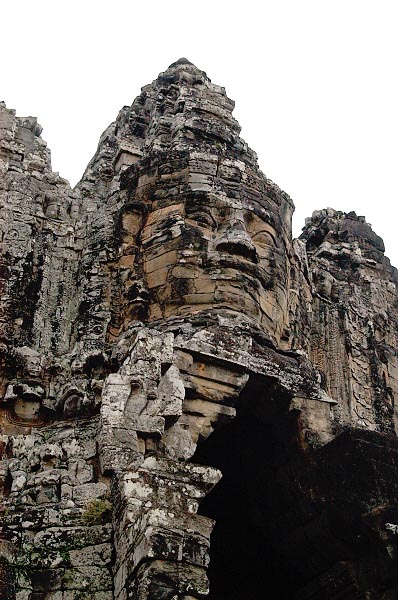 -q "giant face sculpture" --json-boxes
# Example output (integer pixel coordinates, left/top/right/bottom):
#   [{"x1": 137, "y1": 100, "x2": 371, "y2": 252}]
[{"x1": 112, "y1": 151, "x2": 293, "y2": 346}]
